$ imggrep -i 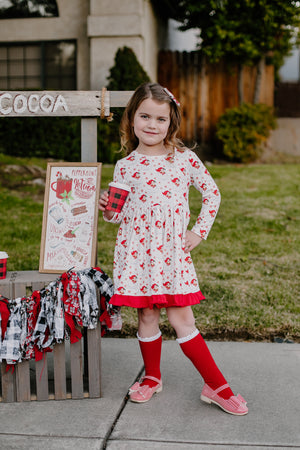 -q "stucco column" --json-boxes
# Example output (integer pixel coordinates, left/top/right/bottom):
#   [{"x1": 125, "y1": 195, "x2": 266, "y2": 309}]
[{"x1": 88, "y1": 0, "x2": 159, "y2": 89}]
